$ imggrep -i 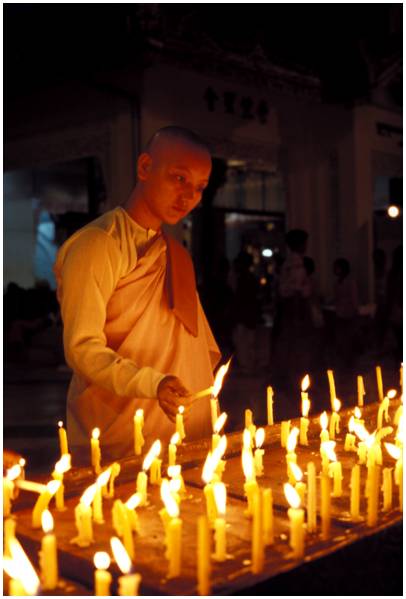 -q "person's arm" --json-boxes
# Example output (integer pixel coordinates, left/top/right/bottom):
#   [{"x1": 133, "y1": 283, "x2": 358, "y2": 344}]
[{"x1": 57, "y1": 228, "x2": 165, "y2": 399}]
